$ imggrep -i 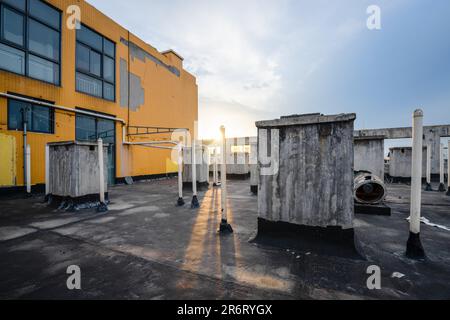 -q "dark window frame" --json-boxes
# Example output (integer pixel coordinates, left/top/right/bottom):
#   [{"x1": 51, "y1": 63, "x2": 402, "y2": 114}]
[
  {"x1": 7, "y1": 96, "x2": 55, "y2": 134},
  {"x1": 76, "y1": 23, "x2": 116, "y2": 102},
  {"x1": 0, "y1": 0, "x2": 62, "y2": 85}
]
